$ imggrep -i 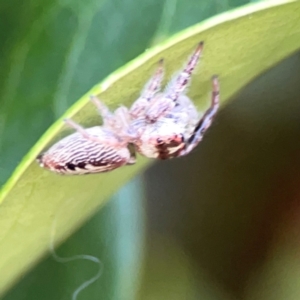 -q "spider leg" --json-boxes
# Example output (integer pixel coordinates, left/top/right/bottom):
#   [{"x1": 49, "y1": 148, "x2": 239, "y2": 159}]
[
  {"x1": 141, "y1": 58, "x2": 164, "y2": 101},
  {"x1": 181, "y1": 75, "x2": 219, "y2": 155},
  {"x1": 90, "y1": 95, "x2": 115, "y2": 127},
  {"x1": 114, "y1": 106, "x2": 130, "y2": 127},
  {"x1": 165, "y1": 41, "x2": 204, "y2": 102},
  {"x1": 144, "y1": 42, "x2": 204, "y2": 123},
  {"x1": 130, "y1": 59, "x2": 164, "y2": 118},
  {"x1": 64, "y1": 118, "x2": 126, "y2": 148},
  {"x1": 114, "y1": 106, "x2": 139, "y2": 141},
  {"x1": 90, "y1": 96, "x2": 134, "y2": 138}
]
